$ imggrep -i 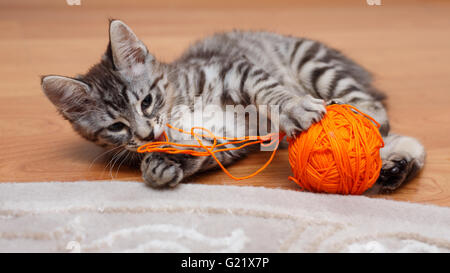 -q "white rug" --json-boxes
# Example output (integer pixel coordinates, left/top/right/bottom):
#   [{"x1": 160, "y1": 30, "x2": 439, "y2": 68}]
[{"x1": 0, "y1": 181, "x2": 449, "y2": 253}]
